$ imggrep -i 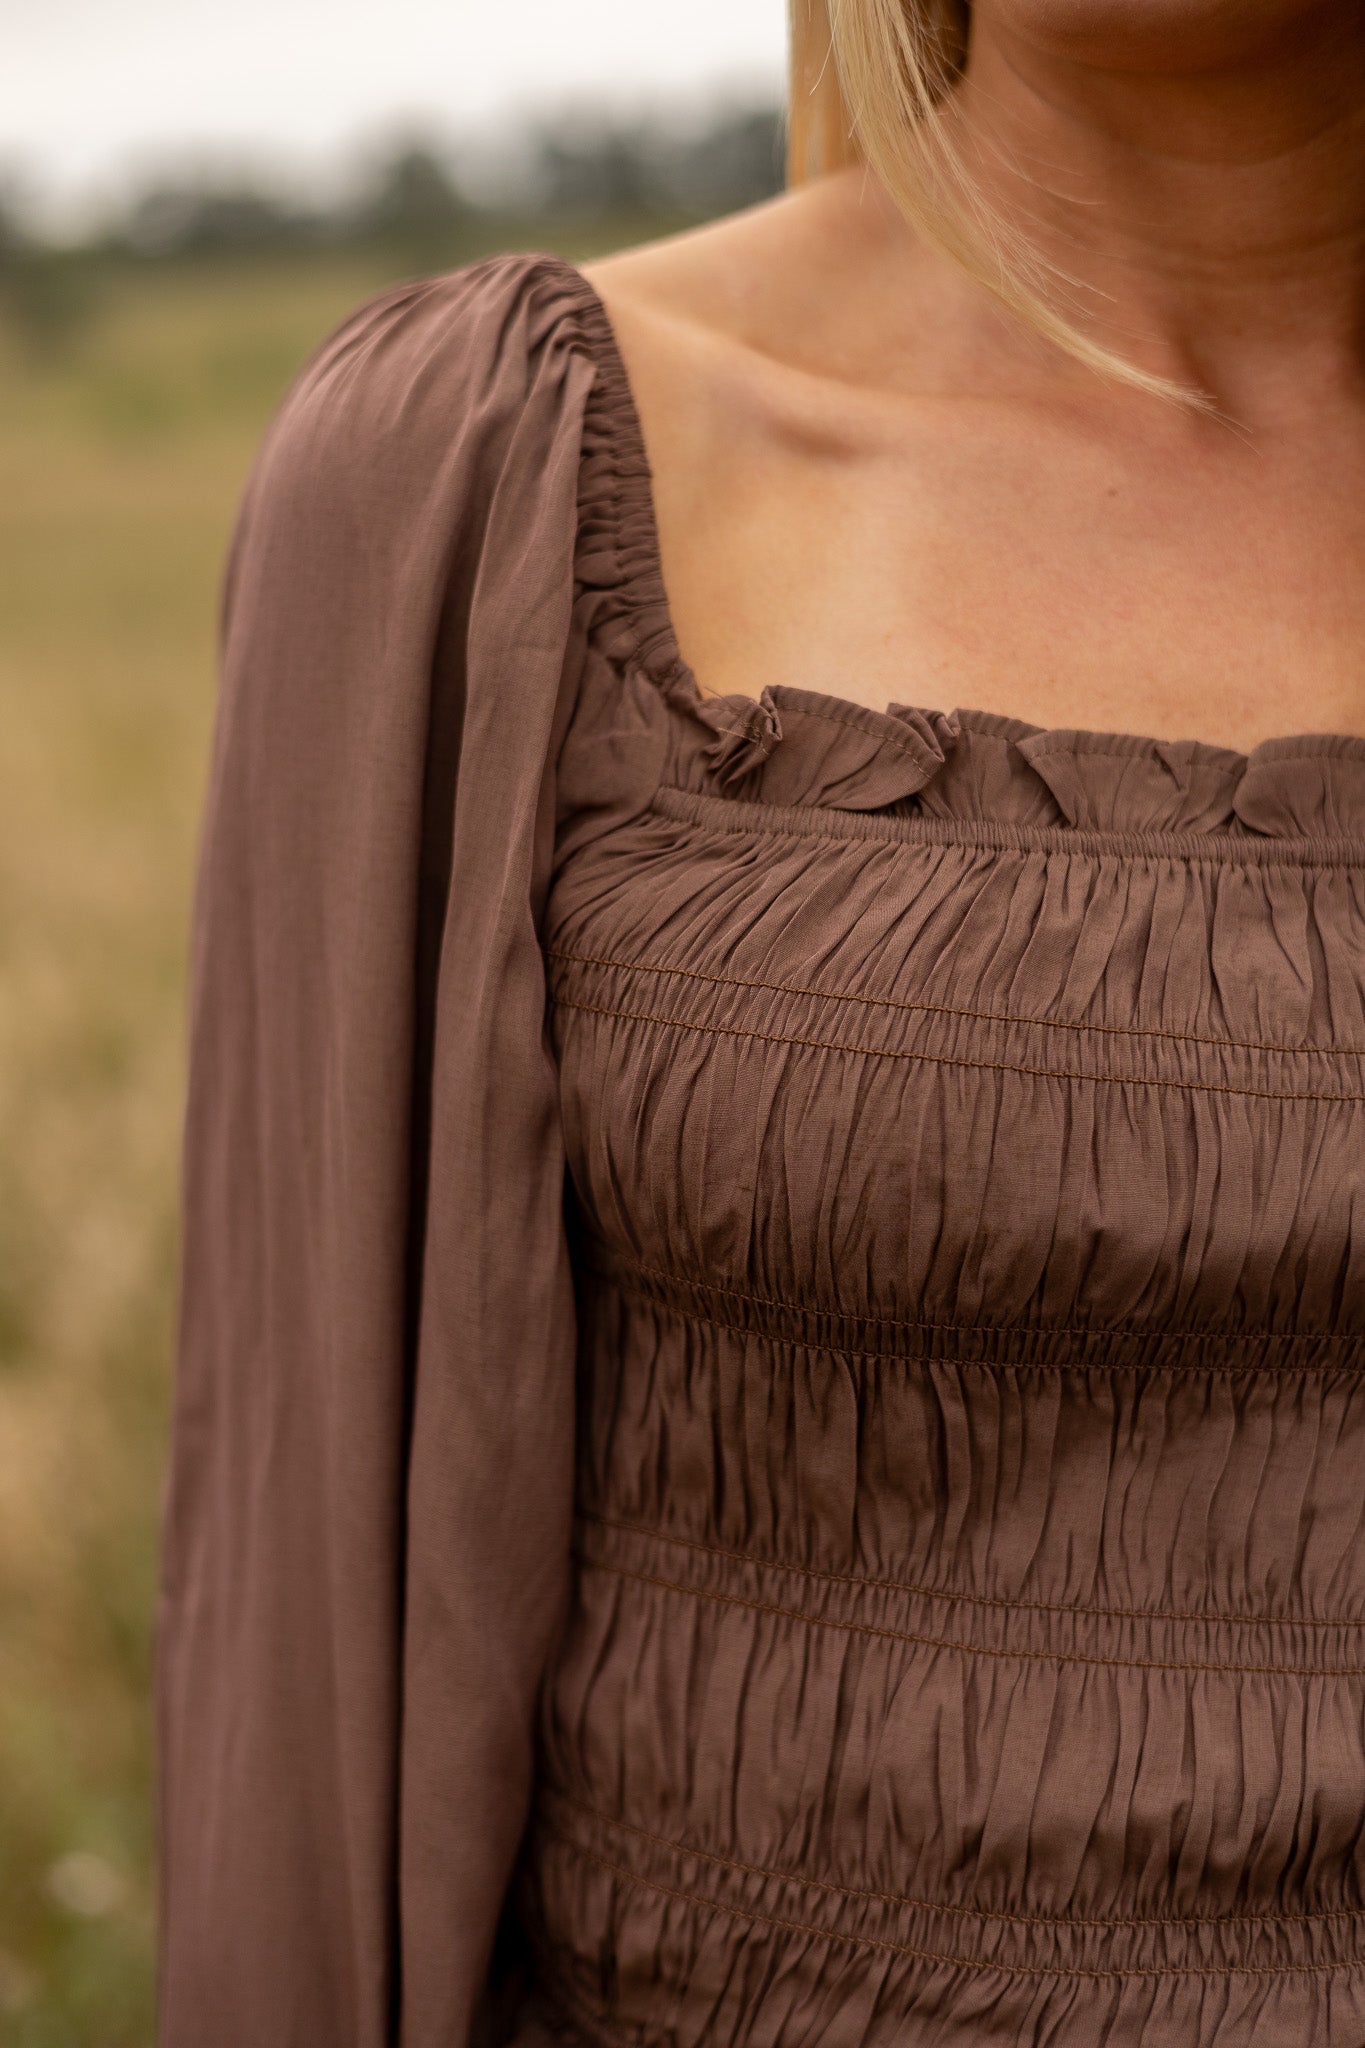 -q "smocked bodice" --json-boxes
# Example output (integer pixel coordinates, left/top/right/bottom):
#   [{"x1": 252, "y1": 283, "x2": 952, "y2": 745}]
[
  {"x1": 515, "y1": 254, "x2": 1365, "y2": 2048},
  {"x1": 159, "y1": 241, "x2": 1365, "y2": 2048}
]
